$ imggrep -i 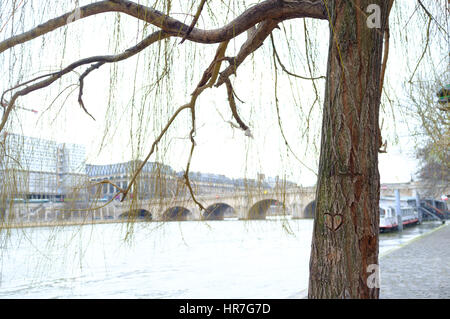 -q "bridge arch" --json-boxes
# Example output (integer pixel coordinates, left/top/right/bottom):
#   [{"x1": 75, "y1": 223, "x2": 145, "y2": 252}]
[
  {"x1": 303, "y1": 200, "x2": 316, "y2": 218},
  {"x1": 162, "y1": 206, "x2": 192, "y2": 221},
  {"x1": 245, "y1": 199, "x2": 282, "y2": 220},
  {"x1": 203, "y1": 203, "x2": 235, "y2": 220},
  {"x1": 119, "y1": 208, "x2": 152, "y2": 221}
]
